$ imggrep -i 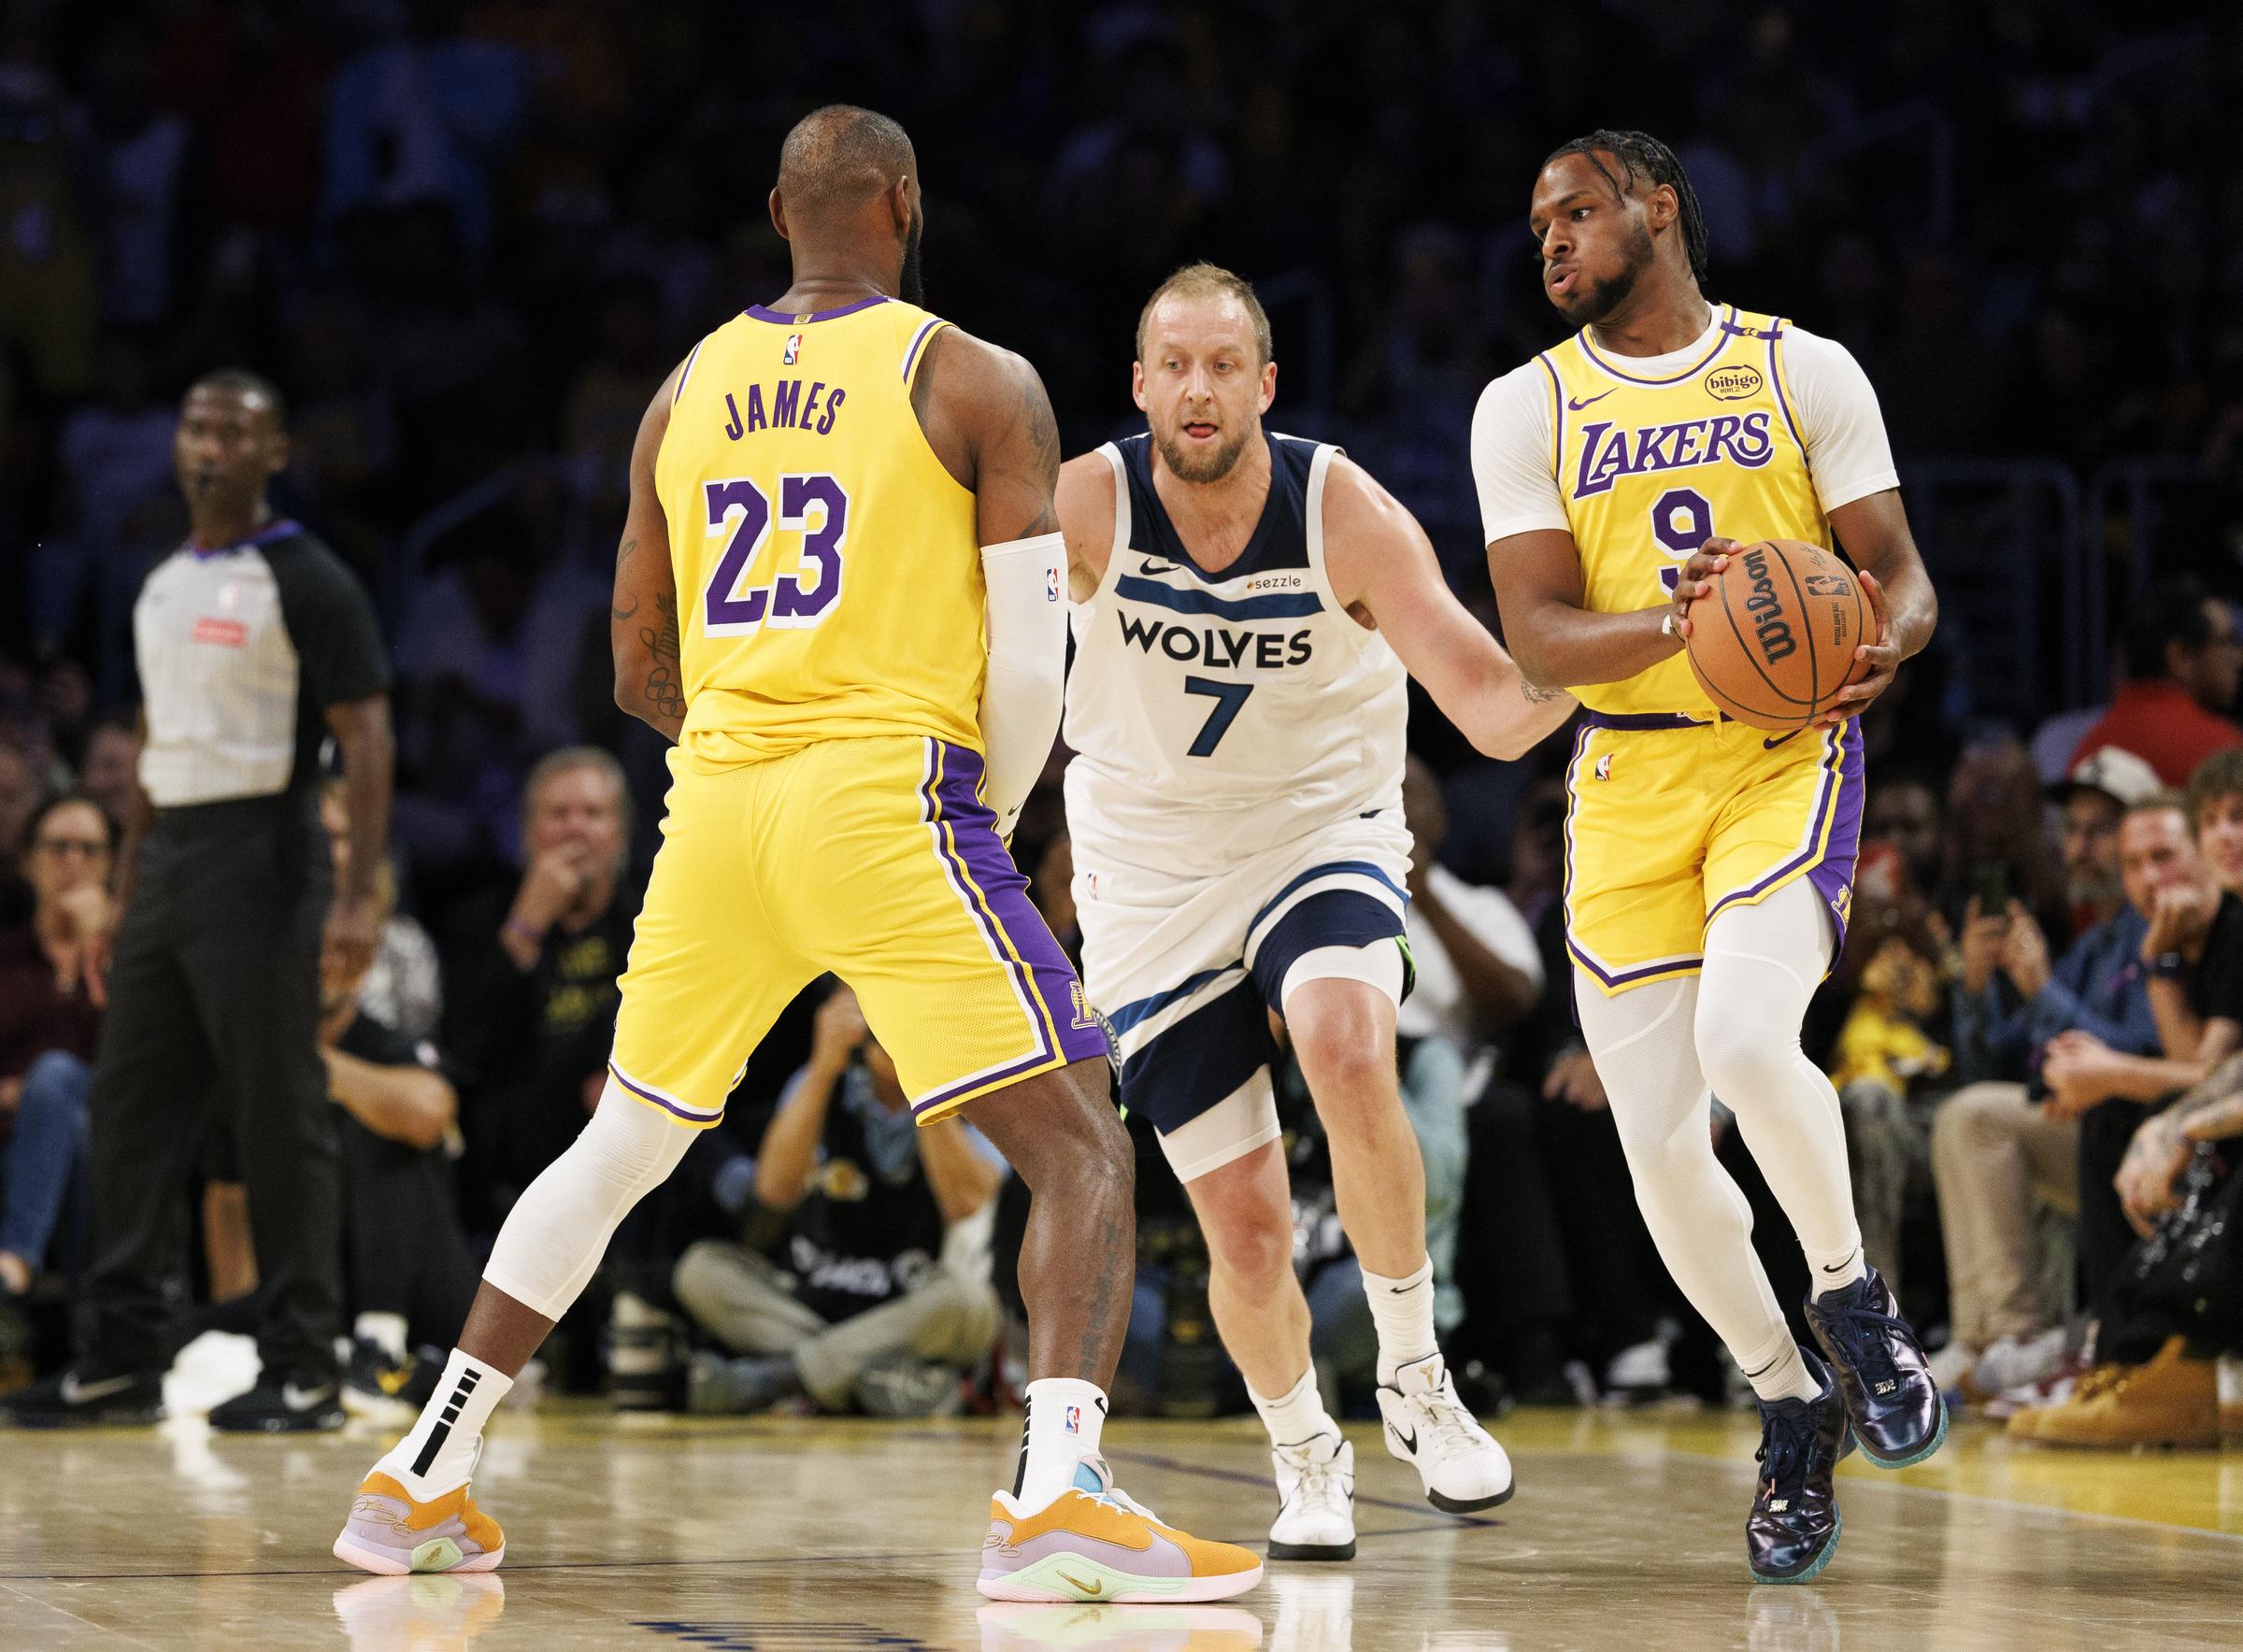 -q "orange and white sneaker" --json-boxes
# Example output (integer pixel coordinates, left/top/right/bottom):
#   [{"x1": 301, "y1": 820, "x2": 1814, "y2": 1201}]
[
  {"x1": 333, "y1": 1471, "x2": 506, "y2": 1575},
  {"x1": 979, "y1": 1457, "x2": 1263, "y2": 1603}
]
